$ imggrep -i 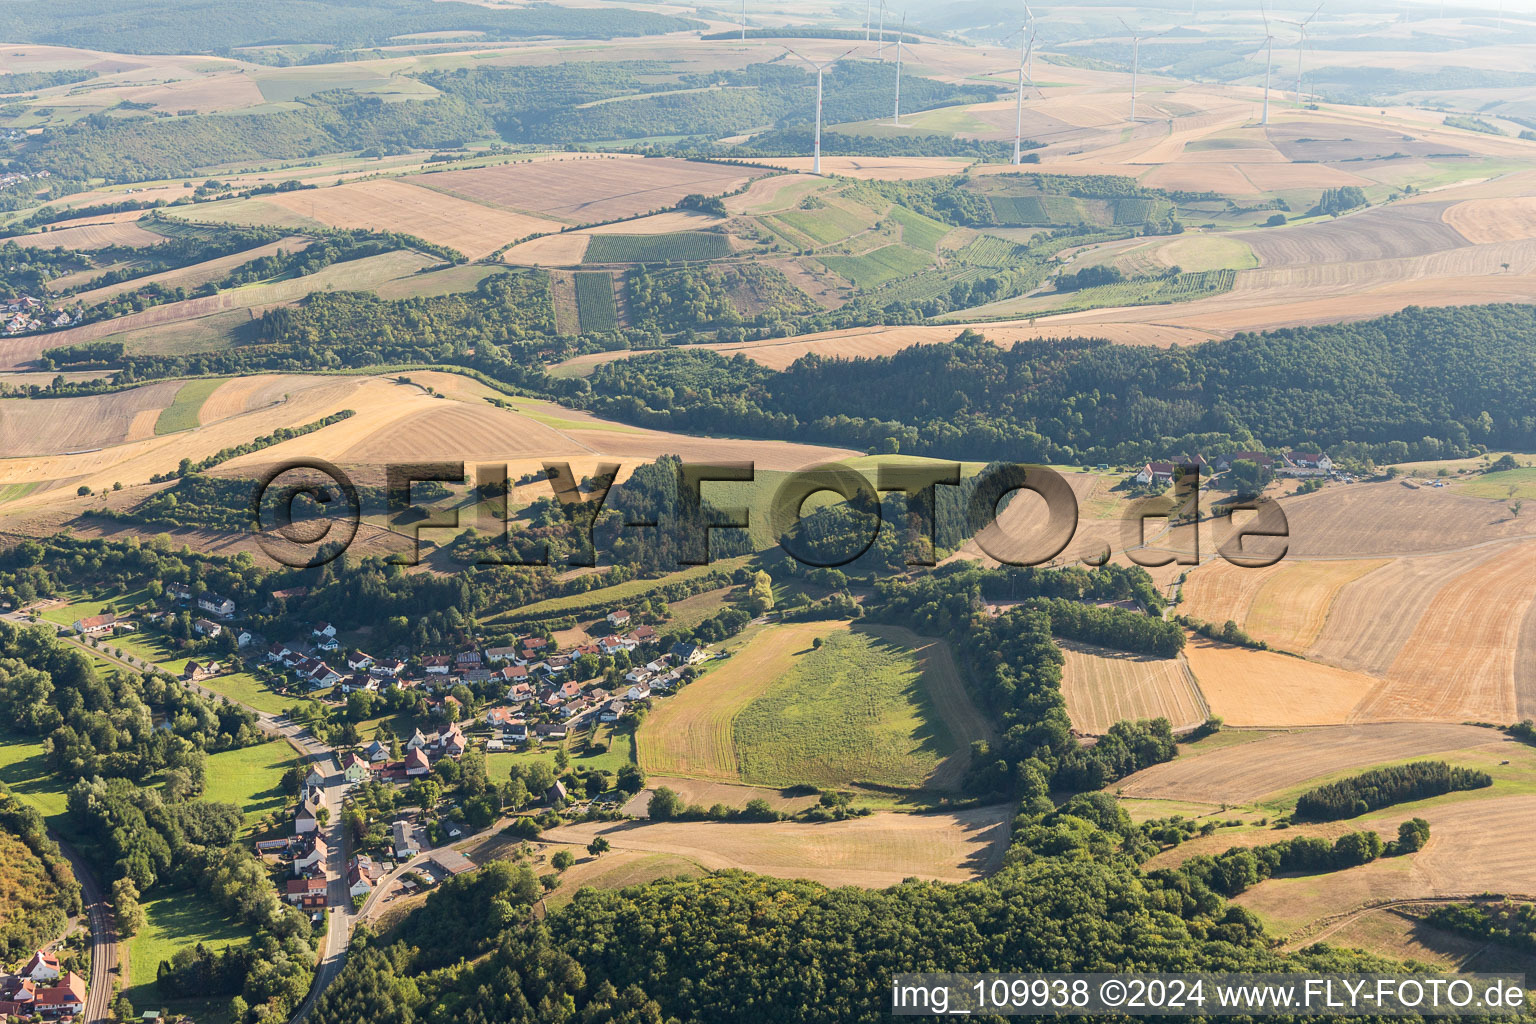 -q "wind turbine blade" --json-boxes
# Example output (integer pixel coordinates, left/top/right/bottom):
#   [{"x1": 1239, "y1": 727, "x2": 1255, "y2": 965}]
[
  {"x1": 782, "y1": 45, "x2": 811, "y2": 66},
  {"x1": 1304, "y1": 1, "x2": 1323, "y2": 23},
  {"x1": 1117, "y1": 15, "x2": 1135, "y2": 36}
]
